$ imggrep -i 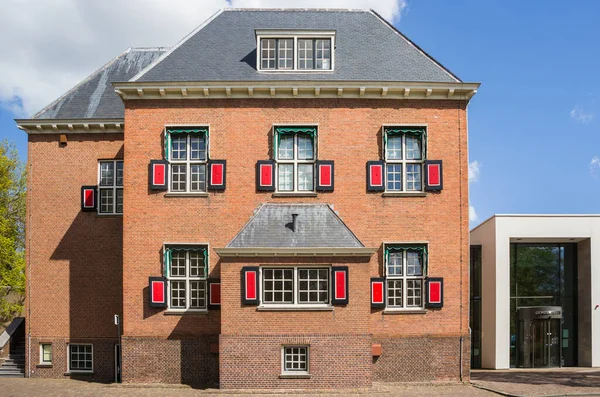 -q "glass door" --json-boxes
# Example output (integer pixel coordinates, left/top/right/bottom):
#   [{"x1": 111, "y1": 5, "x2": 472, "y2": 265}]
[{"x1": 532, "y1": 319, "x2": 560, "y2": 368}]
